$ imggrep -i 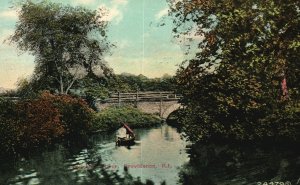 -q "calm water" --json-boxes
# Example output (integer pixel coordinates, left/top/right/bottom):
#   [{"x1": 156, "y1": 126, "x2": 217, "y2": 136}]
[
  {"x1": 0, "y1": 124, "x2": 299, "y2": 185},
  {"x1": 0, "y1": 124, "x2": 190, "y2": 185}
]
